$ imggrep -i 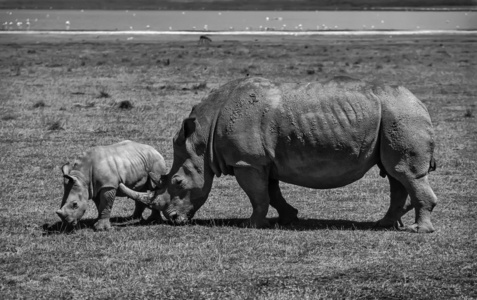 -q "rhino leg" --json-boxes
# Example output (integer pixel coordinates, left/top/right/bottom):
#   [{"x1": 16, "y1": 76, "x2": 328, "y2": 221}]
[
  {"x1": 377, "y1": 176, "x2": 412, "y2": 229},
  {"x1": 400, "y1": 176, "x2": 437, "y2": 233},
  {"x1": 380, "y1": 150, "x2": 437, "y2": 233},
  {"x1": 268, "y1": 178, "x2": 298, "y2": 225},
  {"x1": 94, "y1": 187, "x2": 116, "y2": 231},
  {"x1": 130, "y1": 201, "x2": 147, "y2": 221},
  {"x1": 144, "y1": 209, "x2": 163, "y2": 224},
  {"x1": 234, "y1": 167, "x2": 271, "y2": 228}
]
